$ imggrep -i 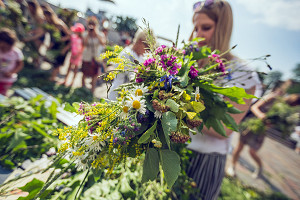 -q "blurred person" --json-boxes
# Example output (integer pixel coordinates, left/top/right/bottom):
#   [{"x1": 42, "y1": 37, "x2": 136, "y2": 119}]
[
  {"x1": 0, "y1": 28, "x2": 24, "y2": 96},
  {"x1": 22, "y1": 0, "x2": 45, "y2": 54},
  {"x1": 63, "y1": 23, "x2": 85, "y2": 87},
  {"x1": 186, "y1": 1, "x2": 261, "y2": 199},
  {"x1": 43, "y1": 9, "x2": 71, "y2": 81},
  {"x1": 0, "y1": 0, "x2": 5, "y2": 9},
  {"x1": 227, "y1": 80, "x2": 292, "y2": 178},
  {"x1": 291, "y1": 126, "x2": 300, "y2": 154},
  {"x1": 81, "y1": 16, "x2": 106, "y2": 93},
  {"x1": 108, "y1": 29, "x2": 149, "y2": 100}
]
